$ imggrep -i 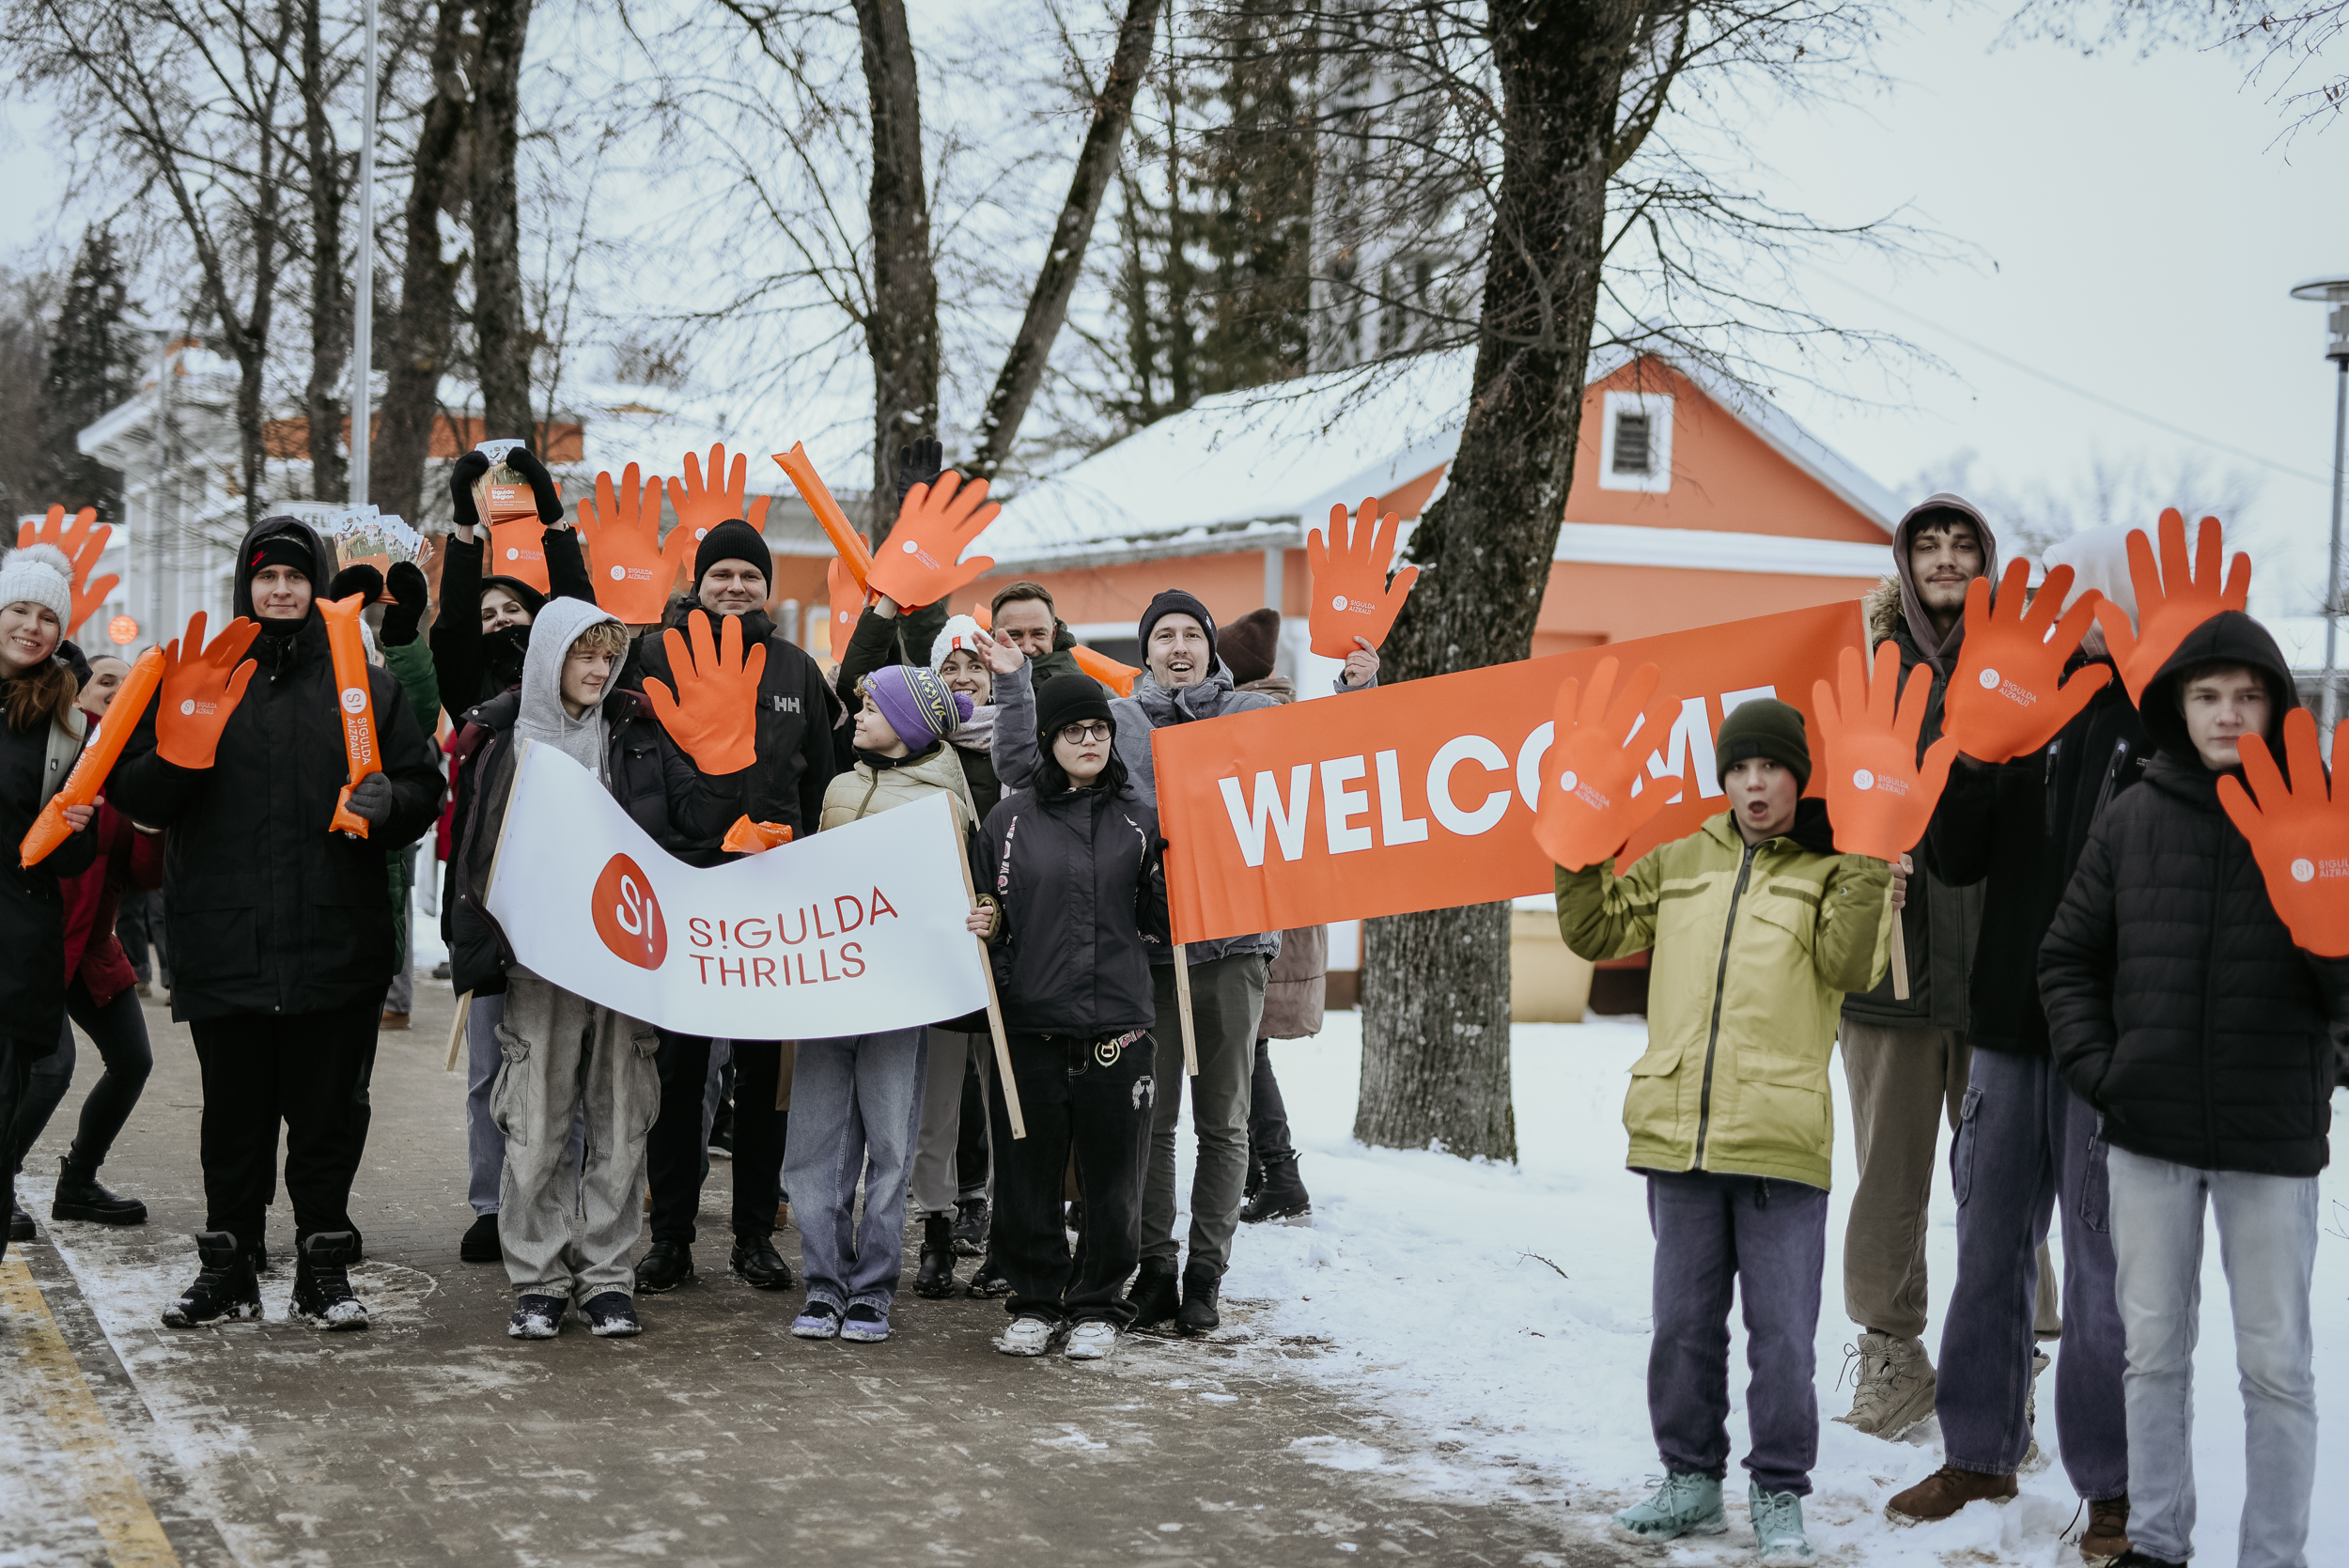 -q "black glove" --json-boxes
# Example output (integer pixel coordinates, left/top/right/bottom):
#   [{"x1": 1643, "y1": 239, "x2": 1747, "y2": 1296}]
[
  {"x1": 894, "y1": 437, "x2": 943, "y2": 513},
  {"x1": 503, "y1": 445, "x2": 567, "y2": 524},
  {"x1": 328, "y1": 564, "x2": 385, "y2": 606},
  {"x1": 345, "y1": 770, "x2": 396, "y2": 825},
  {"x1": 450, "y1": 450, "x2": 492, "y2": 529},
  {"x1": 382, "y1": 561, "x2": 429, "y2": 647}
]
